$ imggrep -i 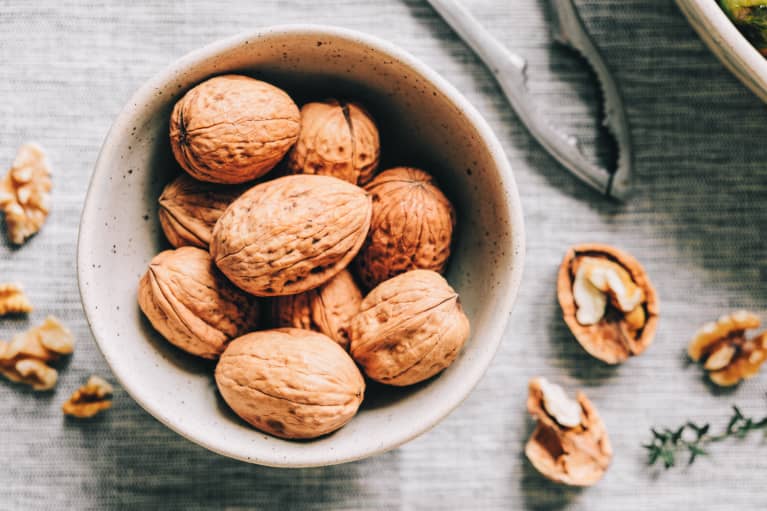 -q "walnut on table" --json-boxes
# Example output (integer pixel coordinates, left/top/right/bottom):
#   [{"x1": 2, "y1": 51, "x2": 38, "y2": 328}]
[
  {"x1": 62, "y1": 376, "x2": 114, "y2": 418},
  {"x1": 0, "y1": 283, "x2": 32, "y2": 316},
  {"x1": 0, "y1": 143, "x2": 52, "y2": 245}
]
